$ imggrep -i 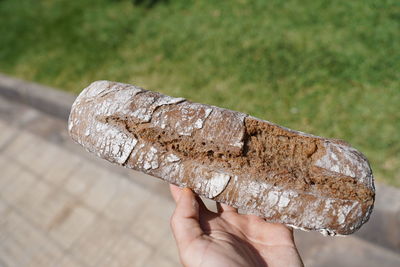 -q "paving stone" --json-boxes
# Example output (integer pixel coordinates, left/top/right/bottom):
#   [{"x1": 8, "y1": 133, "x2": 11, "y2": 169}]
[
  {"x1": 0, "y1": 153, "x2": 8, "y2": 168},
  {"x1": 41, "y1": 149, "x2": 82, "y2": 187},
  {"x1": 0, "y1": 241, "x2": 31, "y2": 267},
  {"x1": 294, "y1": 230, "x2": 332, "y2": 261},
  {"x1": 26, "y1": 242, "x2": 65, "y2": 267},
  {"x1": 0, "y1": 157, "x2": 23, "y2": 189},
  {"x1": 144, "y1": 254, "x2": 180, "y2": 267},
  {"x1": 102, "y1": 178, "x2": 152, "y2": 227},
  {"x1": 49, "y1": 205, "x2": 96, "y2": 249},
  {"x1": 37, "y1": 191, "x2": 78, "y2": 233},
  {"x1": 63, "y1": 162, "x2": 103, "y2": 197},
  {"x1": 55, "y1": 255, "x2": 86, "y2": 267},
  {"x1": 0, "y1": 212, "x2": 64, "y2": 267},
  {"x1": 6, "y1": 131, "x2": 66, "y2": 179},
  {"x1": 129, "y1": 195, "x2": 174, "y2": 246},
  {"x1": 156, "y1": 231, "x2": 180, "y2": 263},
  {"x1": 23, "y1": 111, "x2": 68, "y2": 144},
  {"x1": 70, "y1": 218, "x2": 122, "y2": 267},
  {"x1": 0, "y1": 117, "x2": 10, "y2": 130},
  {"x1": 3, "y1": 130, "x2": 36, "y2": 157},
  {"x1": 0, "y1": 198, "x2": 9, "y2": 218},
  {"x1": 303, "y1": 235, "x2": 400, "y2": 267},
  {"x1": 5, "y1": 131, "x2": 47, "y2": 163},
  {"x1": 15, "y1": 178, "x2": 54, "y2": 222},
  {"x1": 96, "y1": 235, "x2": 153, "y2": 267},
  {"x1": 12, "y1": 176, "x2": 80, "y2": 233},
  {"x1": 1, "y1": 168, "x2": 37, "y2": 204},
  {"x1": 0, "y1": 230, "x2": 31, "y2": 267},
  {"x1": 0, "y1": 198, "x2": 10, "y2": 230},
  {"x1": 127, "y1": 170, "x2": 172, "y2": 200},
  {"x1": 0, "y1": 162, "x2": 21, "y2": 197},
  {"x1": 18, "y1": 140, "x2": 64, "y2": 177},
  {"x1": 81, "y1": 171, "x2": 119, "y2": 212},
  {"x1": 0, "y1": 120, "x2": 18, "y2": 149}
]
